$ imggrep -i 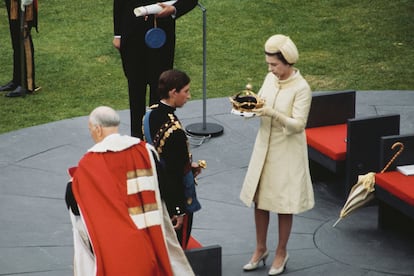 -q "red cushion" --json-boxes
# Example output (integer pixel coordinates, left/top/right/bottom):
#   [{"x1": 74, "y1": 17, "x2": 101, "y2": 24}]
[
  {"x1": 306, "y1": 124, "x2": 347, "y2": 161},
  {"x1": 375, "y1": 172, "x2": 414, "y2": 206},
  {"x1": 186, "y1": 236, "x2": 202, "y2": 249}
]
